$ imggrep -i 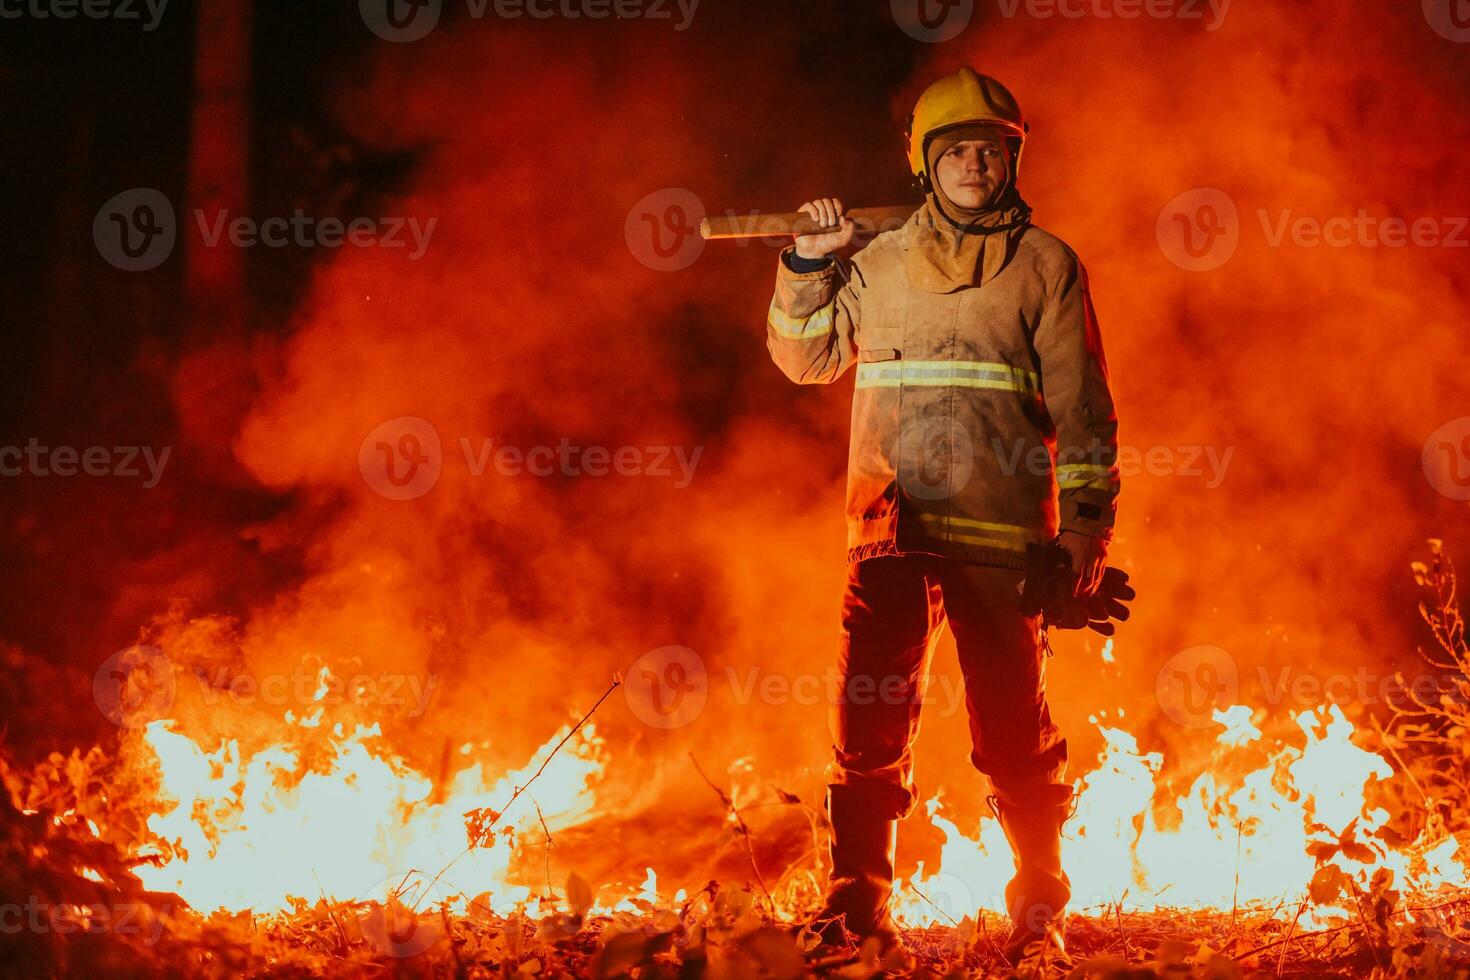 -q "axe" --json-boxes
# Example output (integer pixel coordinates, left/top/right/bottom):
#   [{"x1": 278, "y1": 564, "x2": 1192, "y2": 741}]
[{"x1": 698, "y1": 205, "x2": 917, "y2": 240}]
